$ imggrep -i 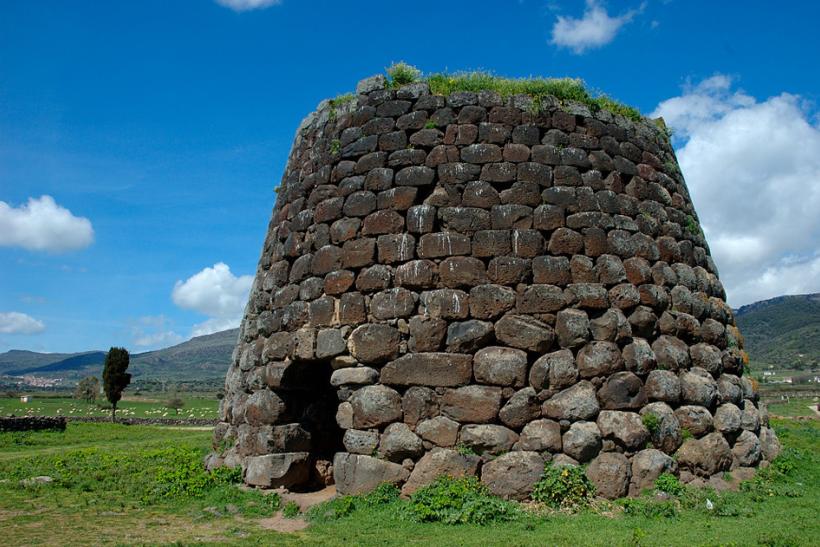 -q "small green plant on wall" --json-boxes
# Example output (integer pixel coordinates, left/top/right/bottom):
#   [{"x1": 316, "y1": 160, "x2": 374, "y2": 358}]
[
  {"x1": 329, "y1": 139, "x2": 341, "y2": 156},
  {"x1": 642, "y1": 413, "x2": 661, "y2": 436},
  {"x1": 386, "y1": 62, "x2": 421, "y2": 86}
]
